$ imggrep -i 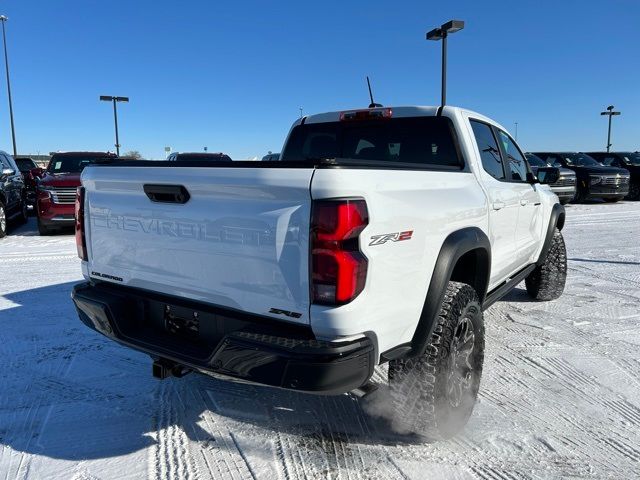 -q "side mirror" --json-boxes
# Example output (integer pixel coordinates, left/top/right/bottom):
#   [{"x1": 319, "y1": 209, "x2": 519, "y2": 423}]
[
  {"x1": 1, "y1": 167, "x2": 15, "y2": 179},
  {"x1": 537, "y1": 167, "x2": 560, "y2": 185},
  {"x1": 526, "y1": 171, "x2": 537, "y2": 184}
]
